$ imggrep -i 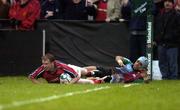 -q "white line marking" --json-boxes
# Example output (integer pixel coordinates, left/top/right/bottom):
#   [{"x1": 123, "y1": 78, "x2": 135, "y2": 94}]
[
  {"x1": 0, "y1": 86, "x2": 110, "y2": 110},
  {"x1": 123, "y1": 83, "x2": 140, "y2": 88}
]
